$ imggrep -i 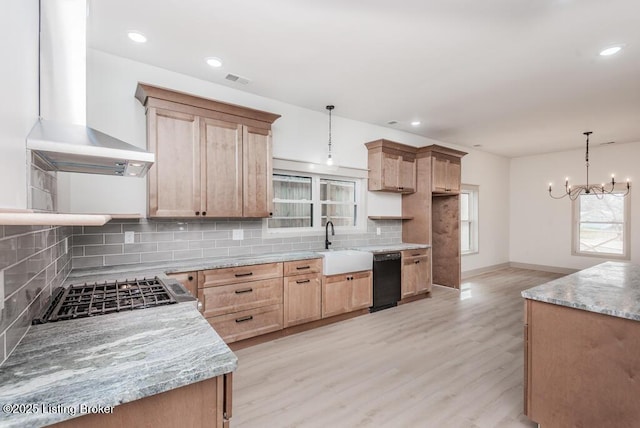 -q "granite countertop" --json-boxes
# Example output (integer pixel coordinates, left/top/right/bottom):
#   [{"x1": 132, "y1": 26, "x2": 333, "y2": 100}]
[
  {"x1": 0, "y1": 303, "x2": 237, "y2": 428},
  {"x1": 64, "y1": 250, "x2": 324, "y2": 285},
  {"x1": 64, "y1": 246, "x2": 430, "y2": 285},
  {"x1": 521, "y1": 261, "x2": 640, "y2": 321},
  {"x1": 352, "y1": 243, "x2": 431, "y2": 253}
]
